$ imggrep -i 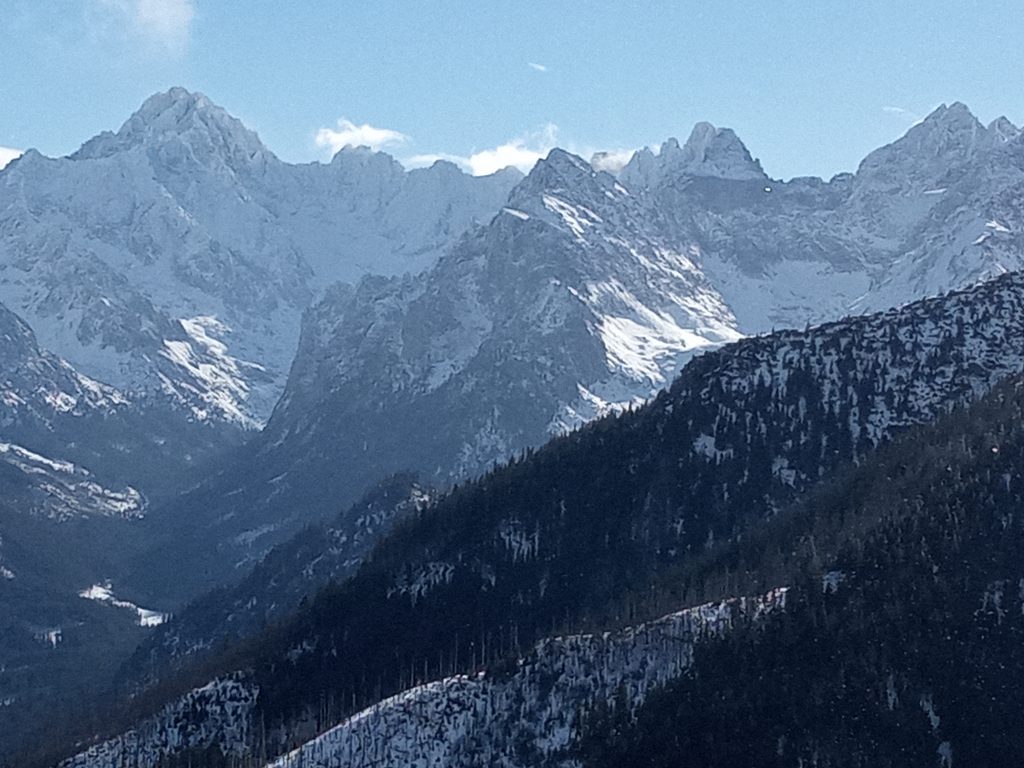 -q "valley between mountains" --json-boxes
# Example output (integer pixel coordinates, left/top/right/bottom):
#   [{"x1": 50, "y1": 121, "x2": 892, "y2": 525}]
[{"x1": 3, "y1": 88, "x2": 1024, "y2": 766}]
